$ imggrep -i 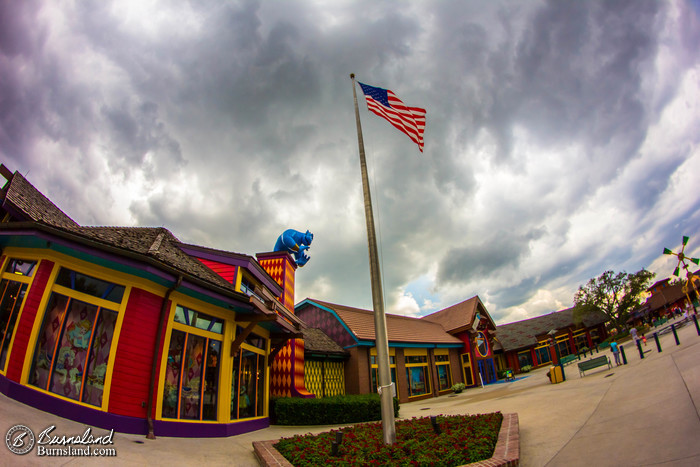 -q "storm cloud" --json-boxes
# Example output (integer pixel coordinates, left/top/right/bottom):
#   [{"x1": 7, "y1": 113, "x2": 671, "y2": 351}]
[{"x1": 2, "y1": 0, "x2": 699, "y2": 324}]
